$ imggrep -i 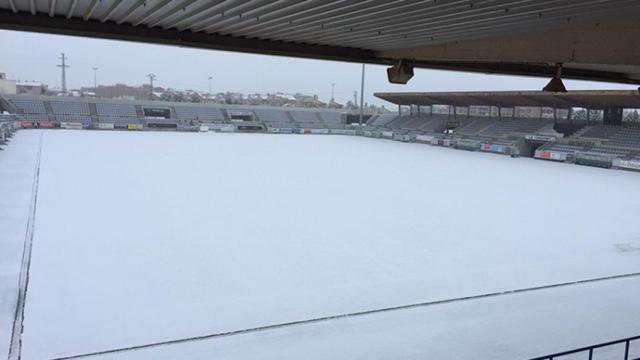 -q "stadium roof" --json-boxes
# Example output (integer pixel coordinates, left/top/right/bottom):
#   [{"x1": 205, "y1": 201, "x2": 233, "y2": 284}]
[
  {"x1": 374, "y1": 90, "x2": 640, "y2": 108},
  {"x1": 1, "y1": 1, "x2": 639, "y2": 84}
]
